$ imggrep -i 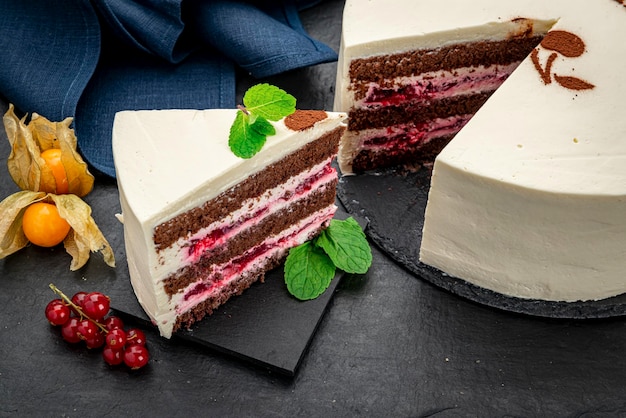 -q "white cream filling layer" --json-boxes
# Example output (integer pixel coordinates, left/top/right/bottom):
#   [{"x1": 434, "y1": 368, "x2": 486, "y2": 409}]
[
  {"x1": 354, "y1": 115, "x2": 473, "y2": 152},
  {"x1": 351, "y1": 63, "x2": 520, "y2": 109}
]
